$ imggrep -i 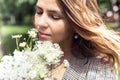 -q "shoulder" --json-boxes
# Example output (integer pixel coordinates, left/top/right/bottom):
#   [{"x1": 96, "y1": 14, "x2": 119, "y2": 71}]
[
  {"x1": 84, "y1": 57, "x2": 118, "y2": 80},
  {"x1": 63, "y1": 56, "x2": 118, "y2": 80}
]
